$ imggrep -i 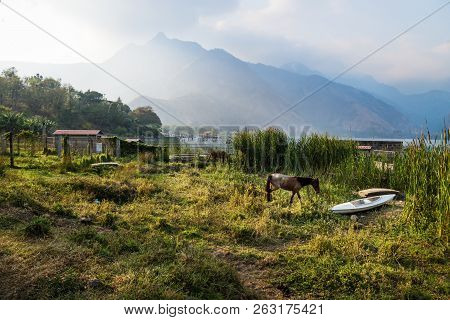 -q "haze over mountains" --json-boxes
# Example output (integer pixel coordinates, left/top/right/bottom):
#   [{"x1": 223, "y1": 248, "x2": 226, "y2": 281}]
[{"x1": 1, "y1": 33, "x2": 448, "y2": 137}]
